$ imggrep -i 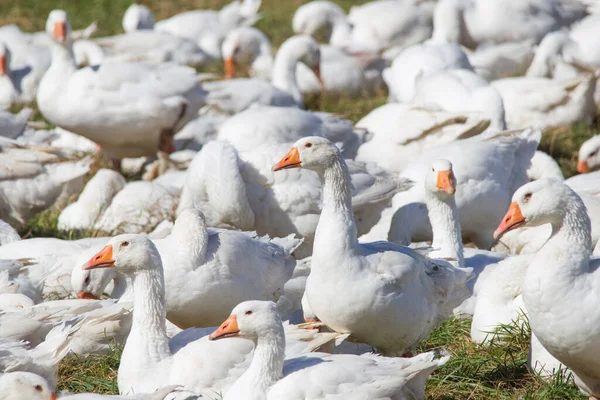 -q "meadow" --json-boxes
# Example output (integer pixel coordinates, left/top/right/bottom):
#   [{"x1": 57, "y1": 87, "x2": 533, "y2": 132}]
[{"x1": 3, "y1": 0, "x2": 598, "y2": 398}]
